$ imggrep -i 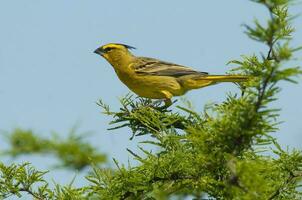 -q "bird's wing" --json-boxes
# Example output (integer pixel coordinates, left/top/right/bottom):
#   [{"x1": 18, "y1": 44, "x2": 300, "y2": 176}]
[{"x1": 133, "y1": 57, "x2": 208, "y2": 77}]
